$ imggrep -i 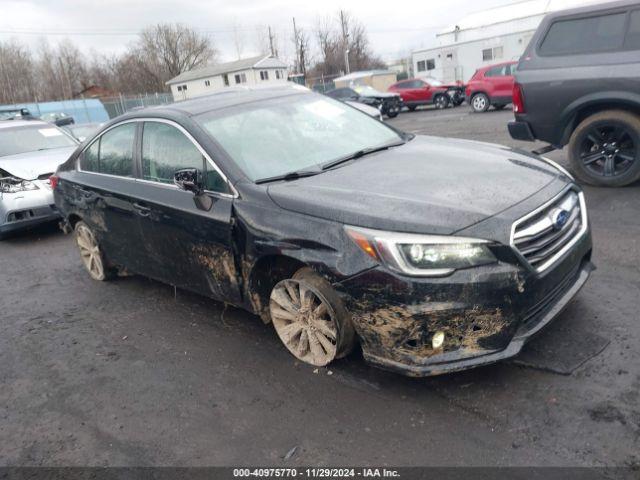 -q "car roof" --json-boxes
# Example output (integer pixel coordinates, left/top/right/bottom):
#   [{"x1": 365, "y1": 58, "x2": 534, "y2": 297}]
[
  {"x1": 0, "y1": 119, "x2": 49, "y2": 130},
  {"x1": 544, "y1": 0, "x2": 636, "y2": 21},
  {"x1": 118, "y1": 85, "x2": 312, "y2": 120}
]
